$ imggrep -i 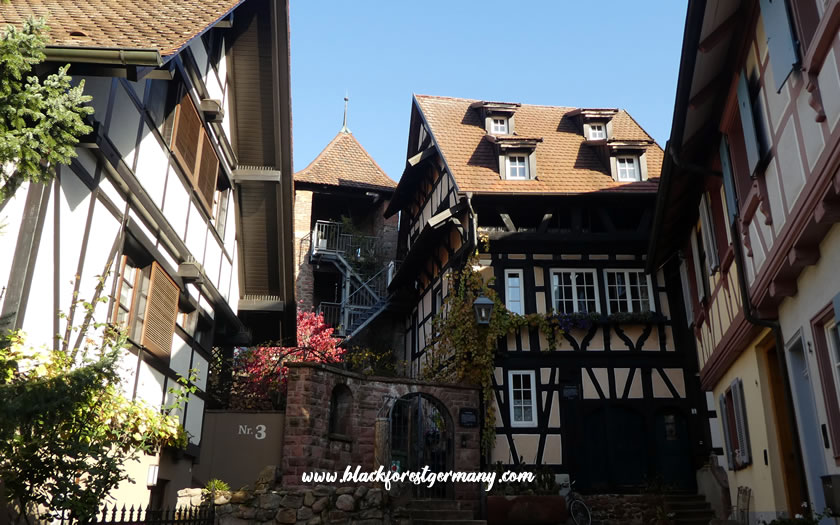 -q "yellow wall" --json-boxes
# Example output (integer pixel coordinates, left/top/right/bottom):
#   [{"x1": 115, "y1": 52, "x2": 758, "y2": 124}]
[{"x1": 713, "y1": 330, "x2": 787, "y2": 523}]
